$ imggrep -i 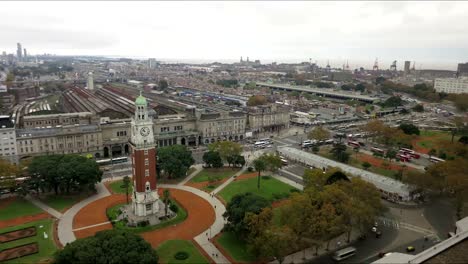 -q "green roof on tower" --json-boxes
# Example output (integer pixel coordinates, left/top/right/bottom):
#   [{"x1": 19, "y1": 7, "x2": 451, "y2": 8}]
[{"x1": 135, "y1": 92, "x2": 147, "y2": 106}]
